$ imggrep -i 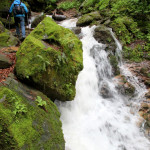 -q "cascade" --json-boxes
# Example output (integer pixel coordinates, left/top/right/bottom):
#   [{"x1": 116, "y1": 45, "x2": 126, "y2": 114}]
[{"x1": 56, "y1": 19, "x2": 150, "y2": 150}]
